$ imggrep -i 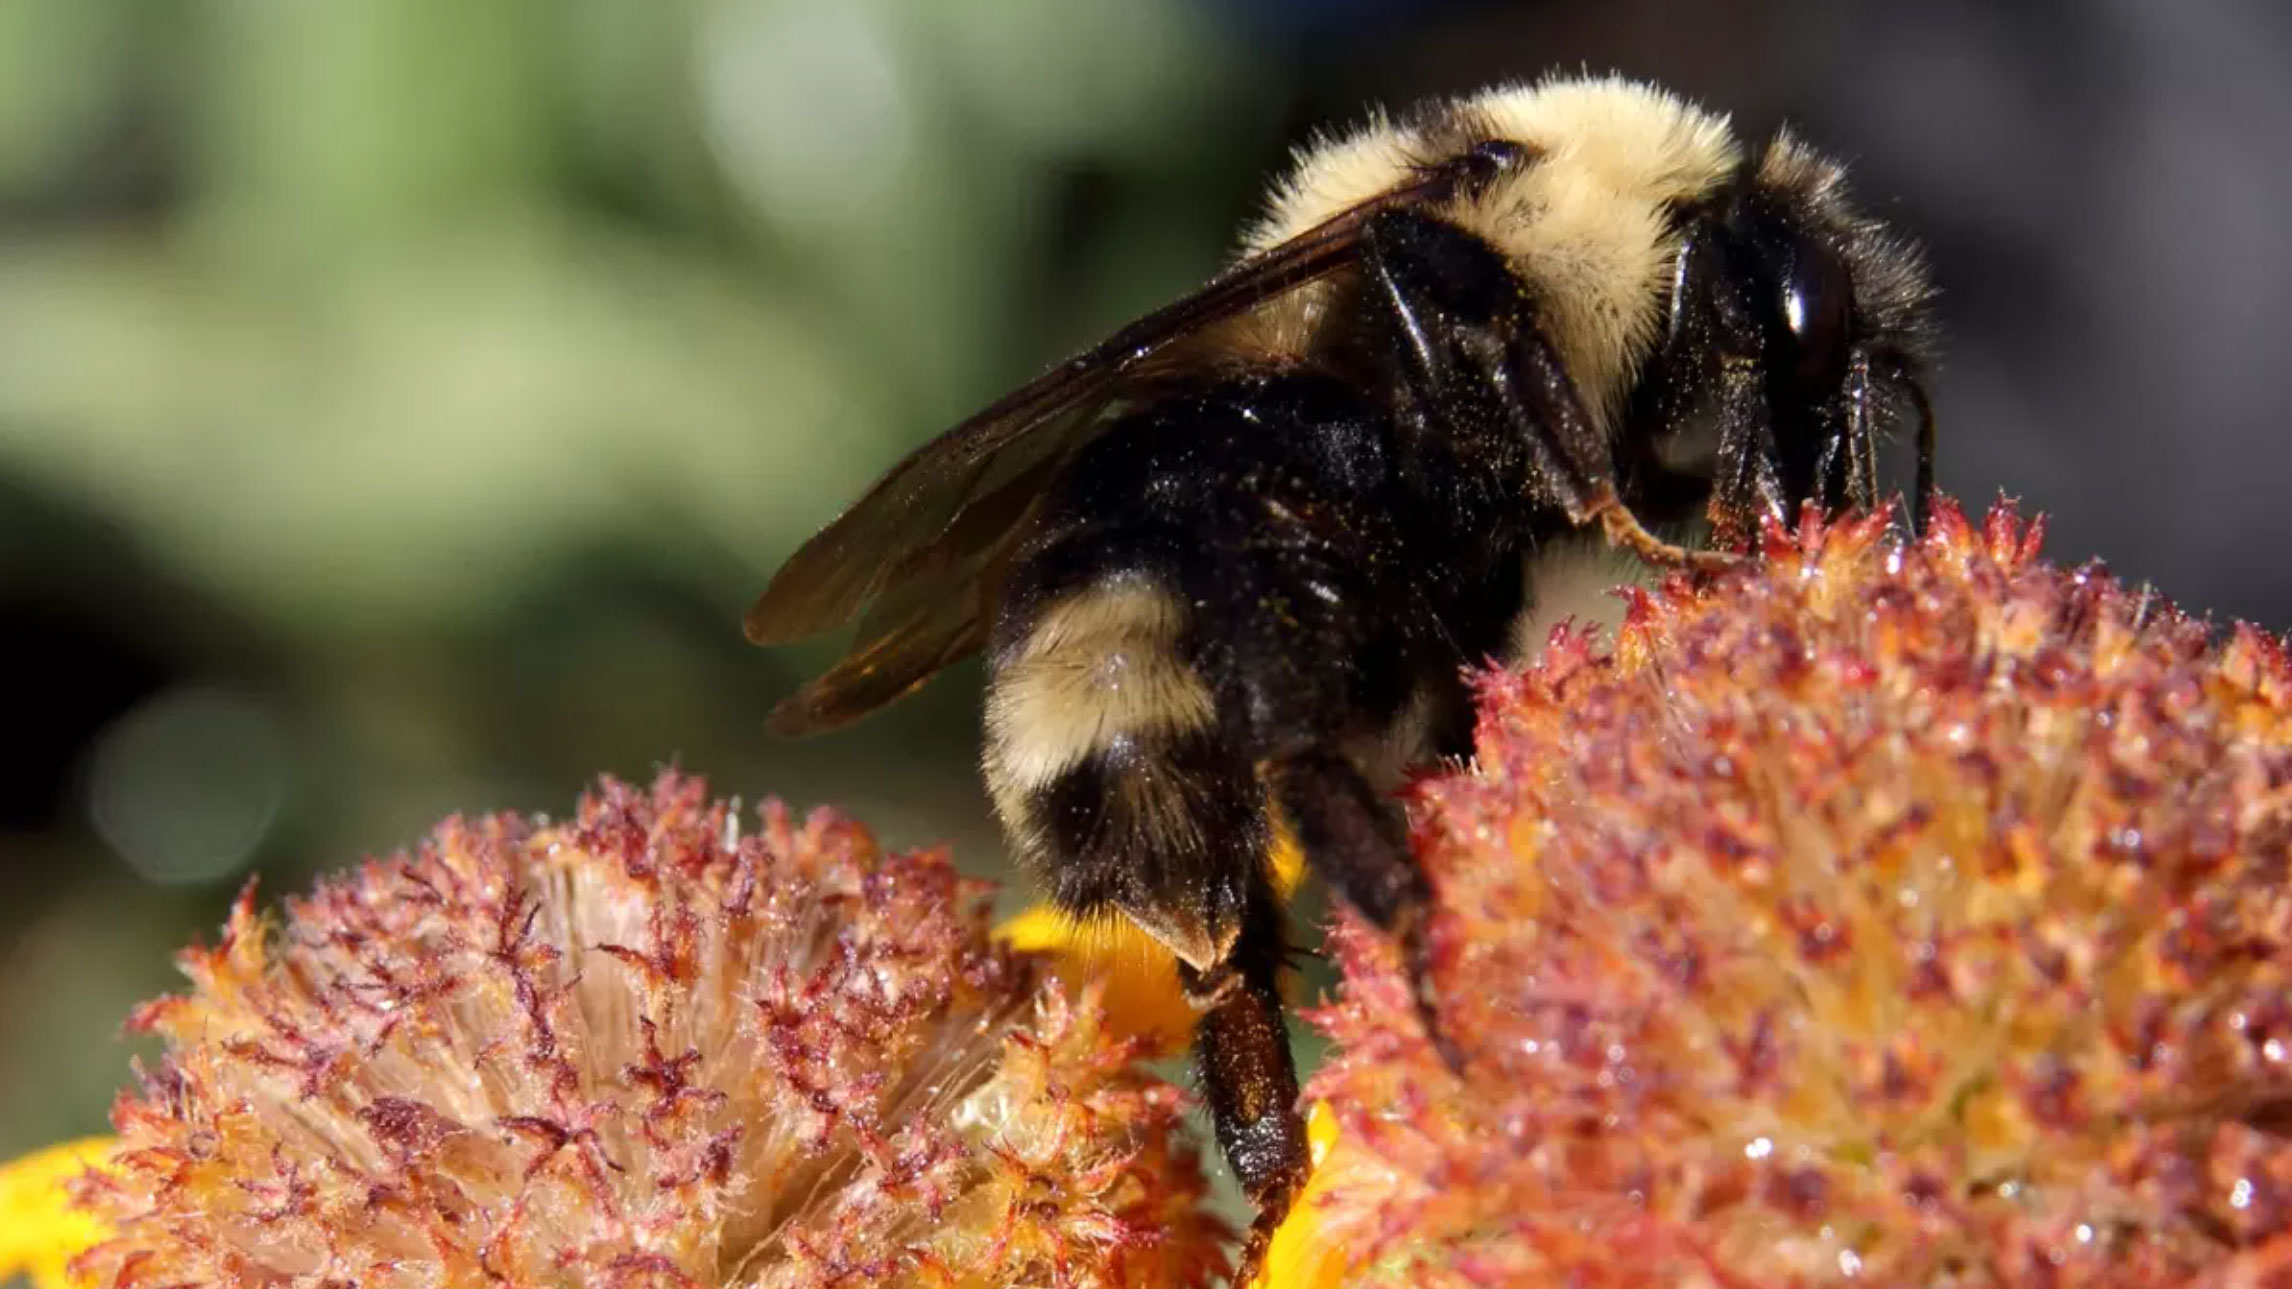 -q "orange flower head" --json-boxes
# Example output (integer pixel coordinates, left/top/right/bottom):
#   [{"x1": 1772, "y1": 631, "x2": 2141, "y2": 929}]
[
  {"x1": 1284, "y1": 502, "x2": 2292, "y2": 1287},
  {"x1": 68, "y1": 773, "x2": 1228, "y2": 1289}
]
